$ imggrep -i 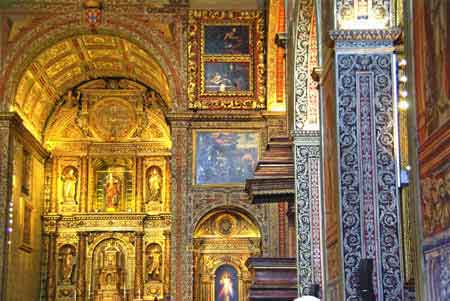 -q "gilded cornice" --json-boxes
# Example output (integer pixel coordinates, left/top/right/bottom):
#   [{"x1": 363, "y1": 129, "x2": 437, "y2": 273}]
[
  {"x1": 43, "y1": 213, "x2": 172, "y2": 232},
  {"x1": 166, "y1": 111, "x2": 266, "y2": 123},
  {"x1": 48, "y1": 142, "x2": 171, "y2": 157},
  {"x1": 2, "y1": 0, "x2": 188, "y2": 12},
  {"x1": 0, "y1": 112, "x2": 49, "y2": 159}
]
